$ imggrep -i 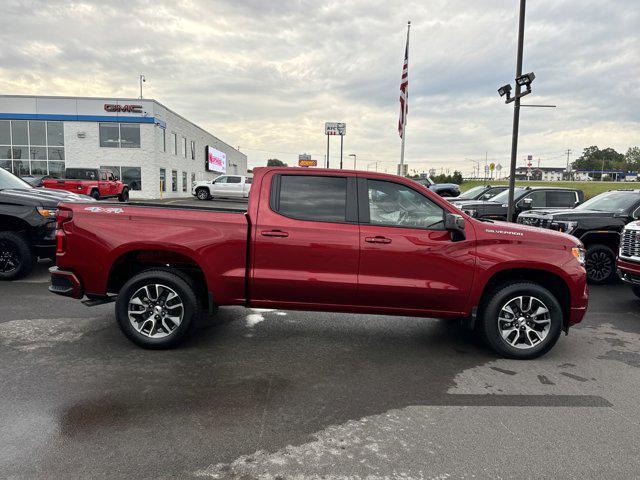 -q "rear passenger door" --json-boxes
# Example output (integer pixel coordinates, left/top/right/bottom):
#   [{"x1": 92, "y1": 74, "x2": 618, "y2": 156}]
[{"x1": 251, "y1": 172, "x2": 359, "y2": 307}]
